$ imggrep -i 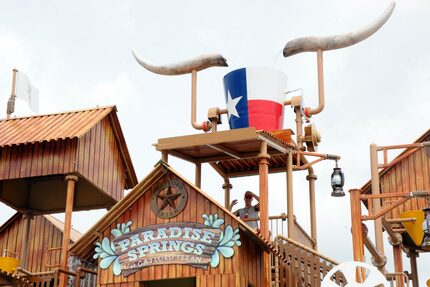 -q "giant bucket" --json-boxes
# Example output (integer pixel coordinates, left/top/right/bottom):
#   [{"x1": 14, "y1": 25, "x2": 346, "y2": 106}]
[{"x1": 223, "y1": 67, "x2": 287, "y2": 131}]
